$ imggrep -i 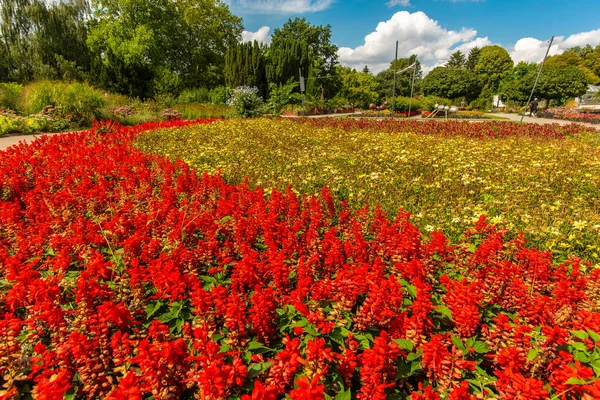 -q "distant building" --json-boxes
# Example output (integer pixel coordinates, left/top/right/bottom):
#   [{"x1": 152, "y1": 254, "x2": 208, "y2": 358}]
[{"x1": 579, "y1": 85, "x2": 600, "y2": 109}]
